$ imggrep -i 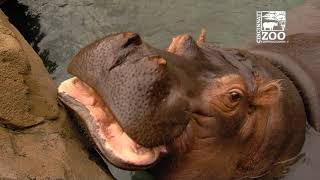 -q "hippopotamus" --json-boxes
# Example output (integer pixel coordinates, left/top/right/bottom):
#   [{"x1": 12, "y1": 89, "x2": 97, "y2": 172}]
[{"x1": 57, "y1": 31, "x2": 320, "y2": 179}]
